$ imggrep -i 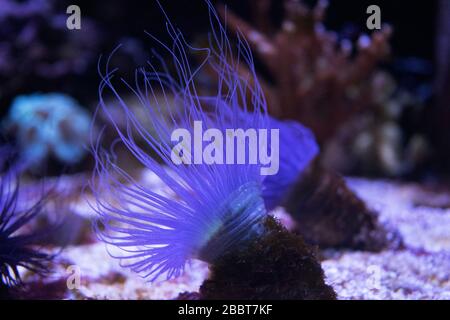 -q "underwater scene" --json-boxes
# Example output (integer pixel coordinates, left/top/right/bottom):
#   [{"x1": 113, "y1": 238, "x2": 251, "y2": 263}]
[{"x1": 0, "y1": 0, "x2": 449, "y2": 301}]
